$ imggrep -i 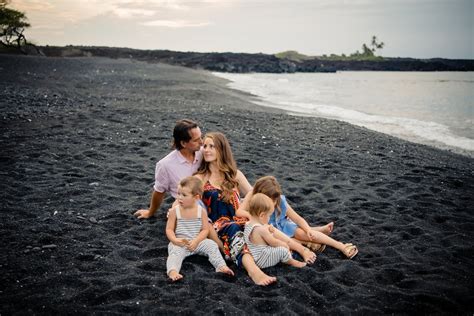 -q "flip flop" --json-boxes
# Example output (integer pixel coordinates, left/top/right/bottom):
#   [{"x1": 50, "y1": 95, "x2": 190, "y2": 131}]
[
  {"x1": 305, "y1": 242, "x2": 326, "y2": 254},
  {"x1": 343, "y1": 243, "x2": 358, "y2": 259}
]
